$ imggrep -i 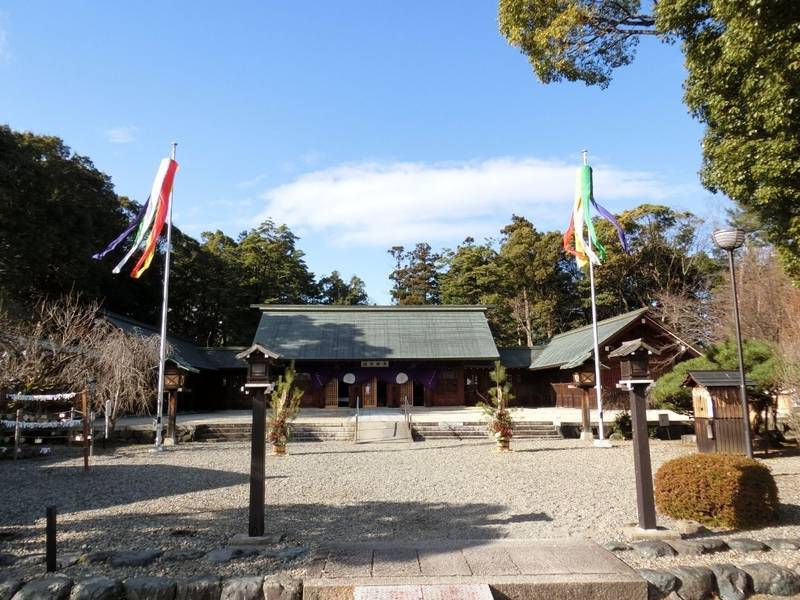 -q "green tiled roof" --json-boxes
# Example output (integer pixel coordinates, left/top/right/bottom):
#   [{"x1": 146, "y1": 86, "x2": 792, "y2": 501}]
[
  {"x1": 529, "y1": 308, "x2": 650, "y2": 371},
  {"x1": 498, "y1": 346, "x2": 545, "y2": 369},
  {"x1": 103, "y1": 312, "x2": 217, "y2": 373},
  {"x1": 251, "y1": 305, "x2": 500, "y2": 361},
  {"x1": 202, "y1": 347, "x2": 247, "y2": 369},
  {"x1": 684, "y1": 370, "x2": 754, "y2": 388}
]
